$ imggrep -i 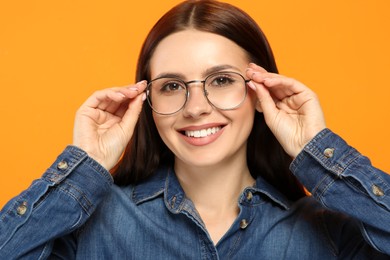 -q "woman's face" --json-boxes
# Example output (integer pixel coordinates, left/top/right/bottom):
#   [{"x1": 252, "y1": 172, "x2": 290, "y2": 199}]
[{"x1": 149, "y1": 29, "x2": 257, "y2": 168}]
